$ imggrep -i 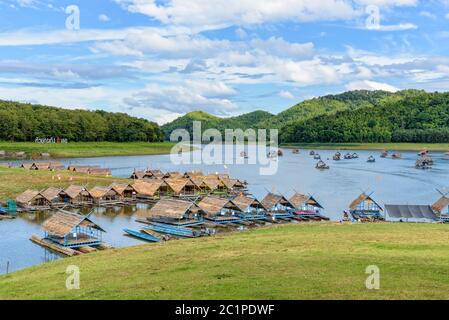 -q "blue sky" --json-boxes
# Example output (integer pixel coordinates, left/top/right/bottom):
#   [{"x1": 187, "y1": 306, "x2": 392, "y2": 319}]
[{"x1": 1, "y1": 0, "x2": 449, "y2": 124}]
